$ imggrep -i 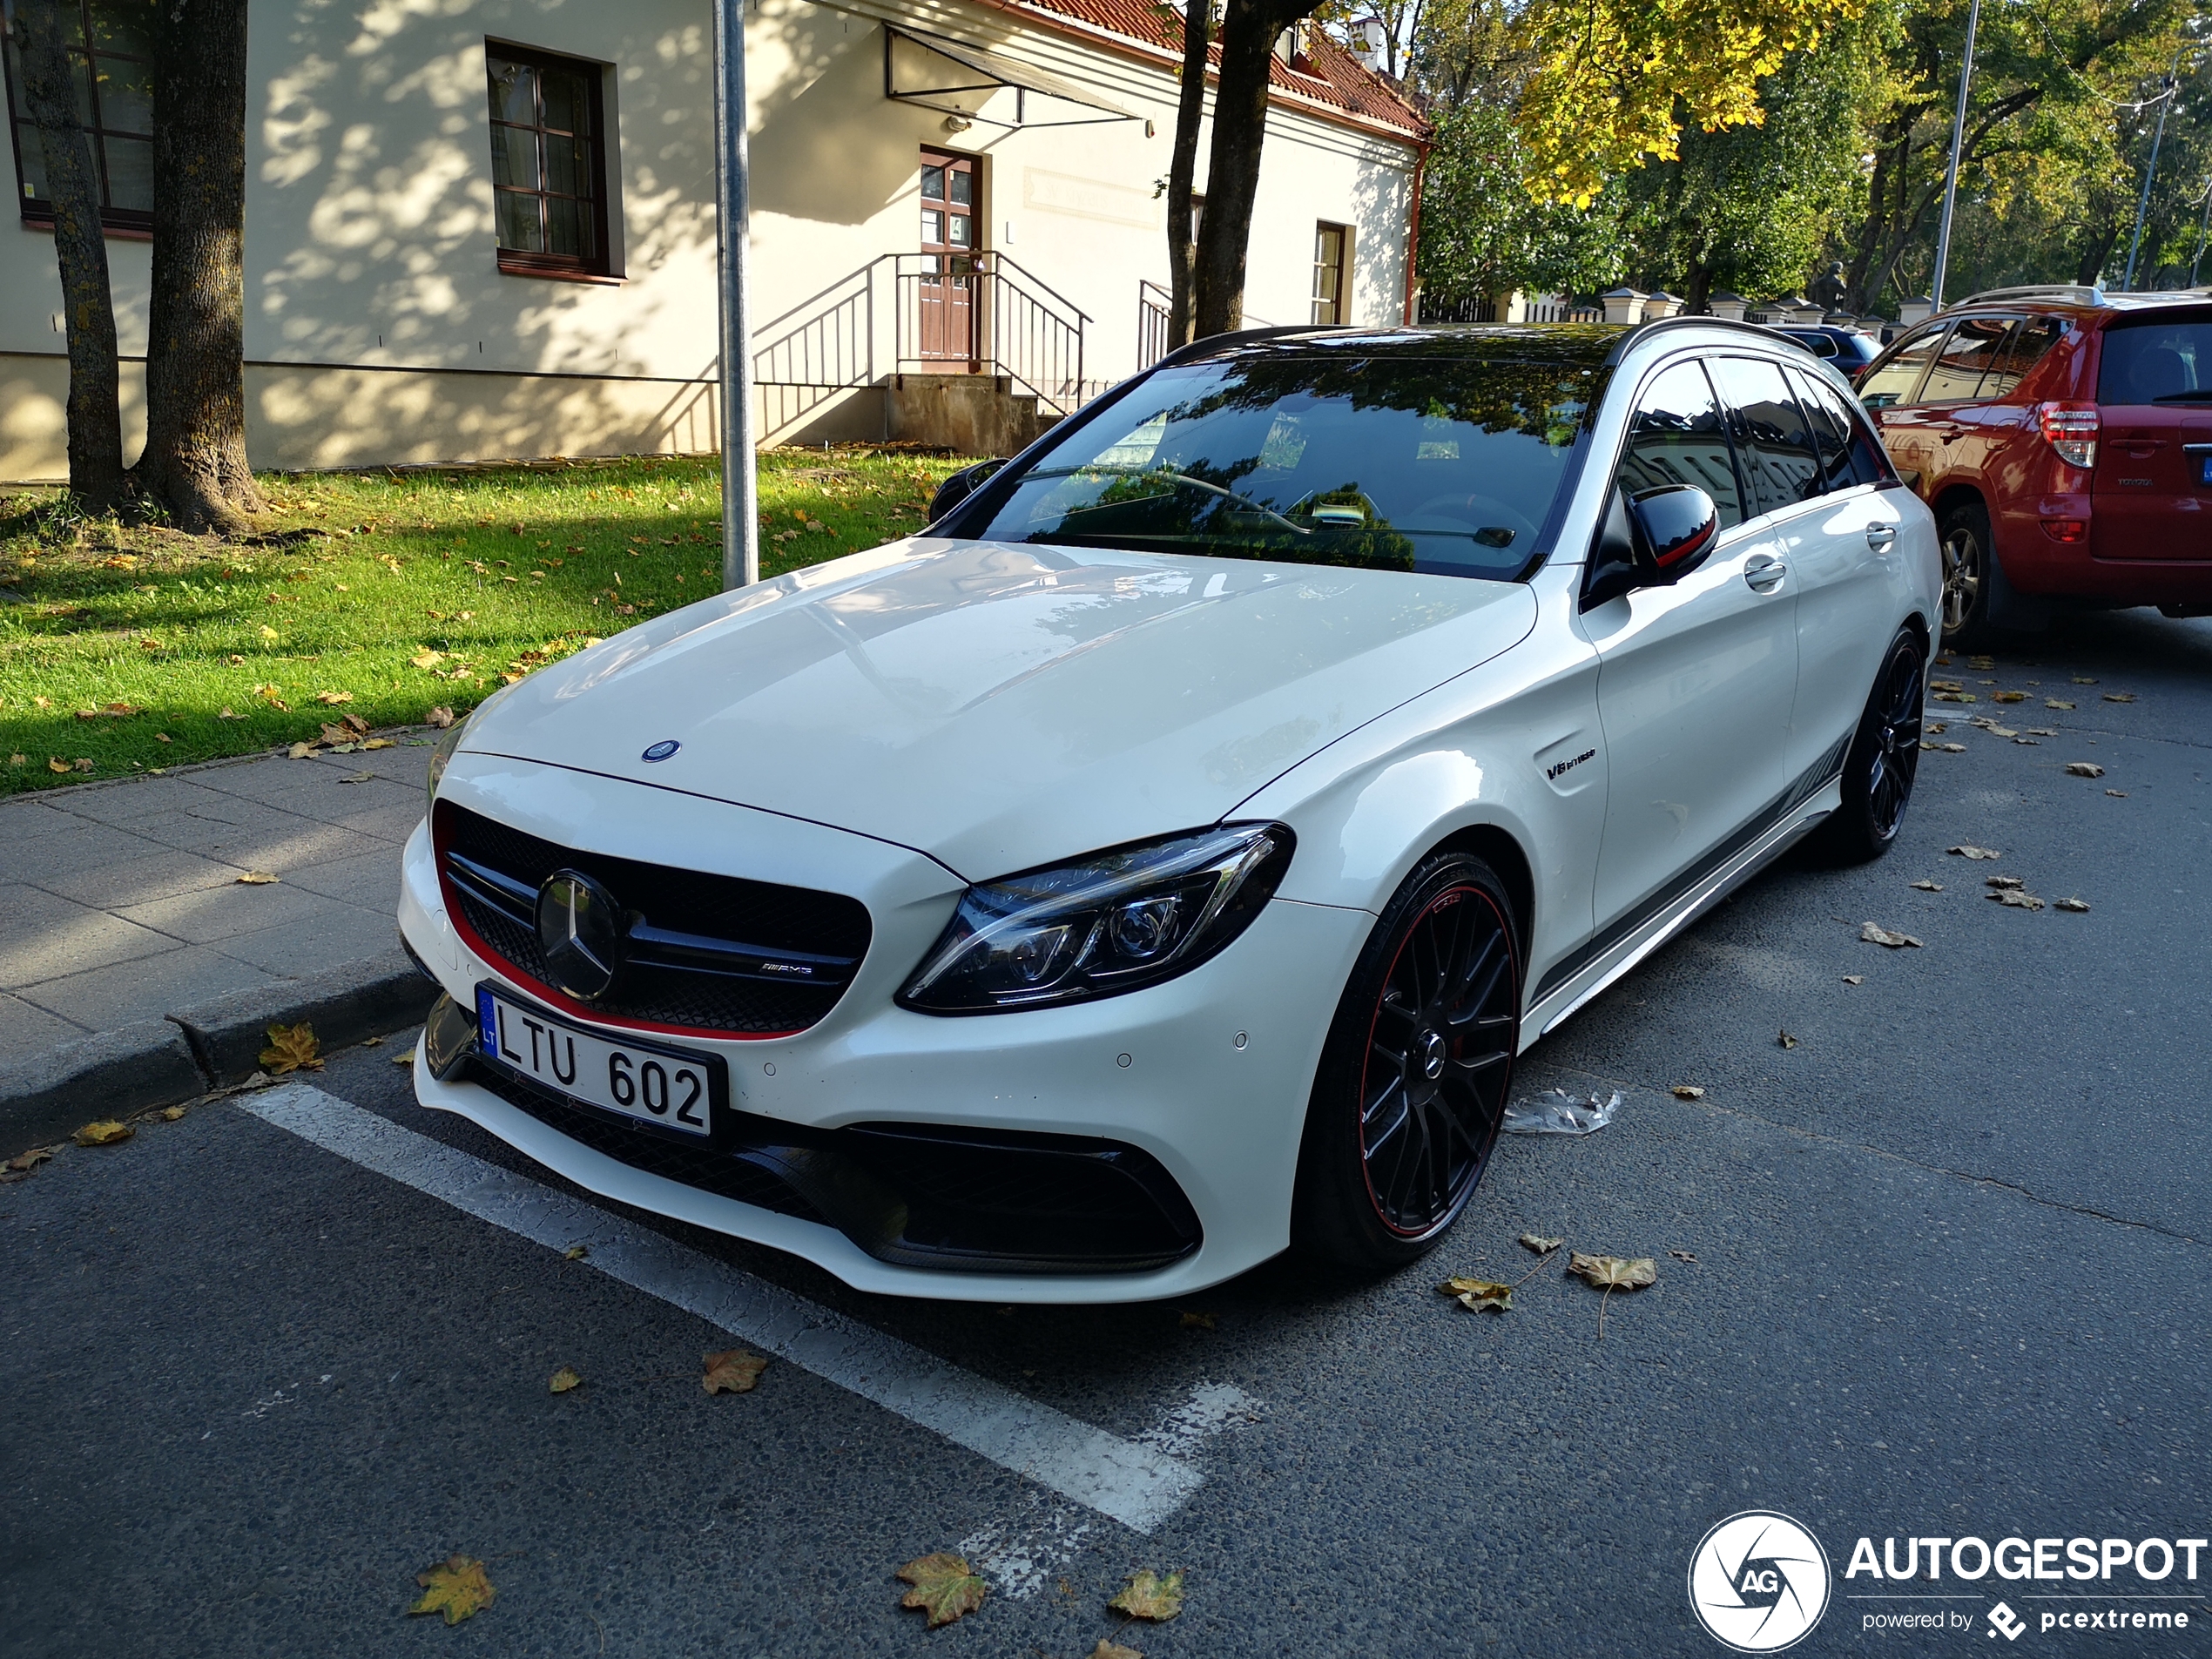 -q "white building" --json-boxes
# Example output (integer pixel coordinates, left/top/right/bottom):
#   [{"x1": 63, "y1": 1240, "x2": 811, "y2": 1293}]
[{"x1": 0, "y1": 0, "x2": 1425, "y2": 481}]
